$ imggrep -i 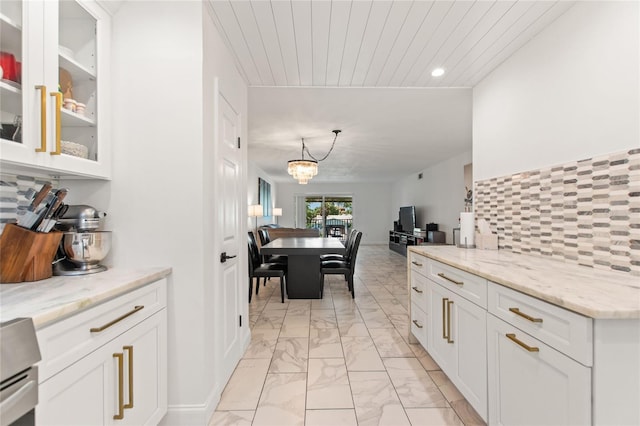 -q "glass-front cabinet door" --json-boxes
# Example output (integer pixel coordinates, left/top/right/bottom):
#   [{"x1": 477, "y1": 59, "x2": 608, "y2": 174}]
[
  {"x1": 0, "y1": 0, "x2": 44, "y2": 165},
  {"x1": 0, "y1": 0, "x2": 110, "y2": 179}
]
